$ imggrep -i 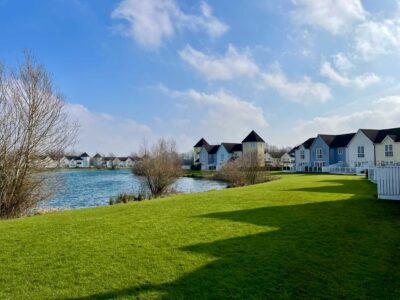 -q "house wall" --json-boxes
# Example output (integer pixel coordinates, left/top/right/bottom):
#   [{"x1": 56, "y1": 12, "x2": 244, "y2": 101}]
[
  {"x1": 199, "y1": 147, "x2": 209, "y2": 166},
  {"x1": 242, "y1": 142, "x2": 265, "y2": 166},
  {"x1": 375, "y1": 137, "x2": 400, "y2": 165},
  {"x1": 216, "y1": 146, "x2": 232, "y2": 170},
  {"x1": 193, "y1": 146, "x2": 202, "y2": 164},
  {"x1": 81, "y1": 157, "x2": 90, "y2": 168},
  {"x1": 329, "y1": 147, "x2": 346, "y2": 165},
  {"x1": 295, "y1": 145, "x2": 310, "y2": 167},
  {"x1": 310, "y1": 137, "x2": 330, "y2": 167},
  {"x1": 347, "y1": 131, "x2": 375, "y2": 167},
  {"x1": 281, "y1": 153, "x2": 293, "y2": 166}
]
